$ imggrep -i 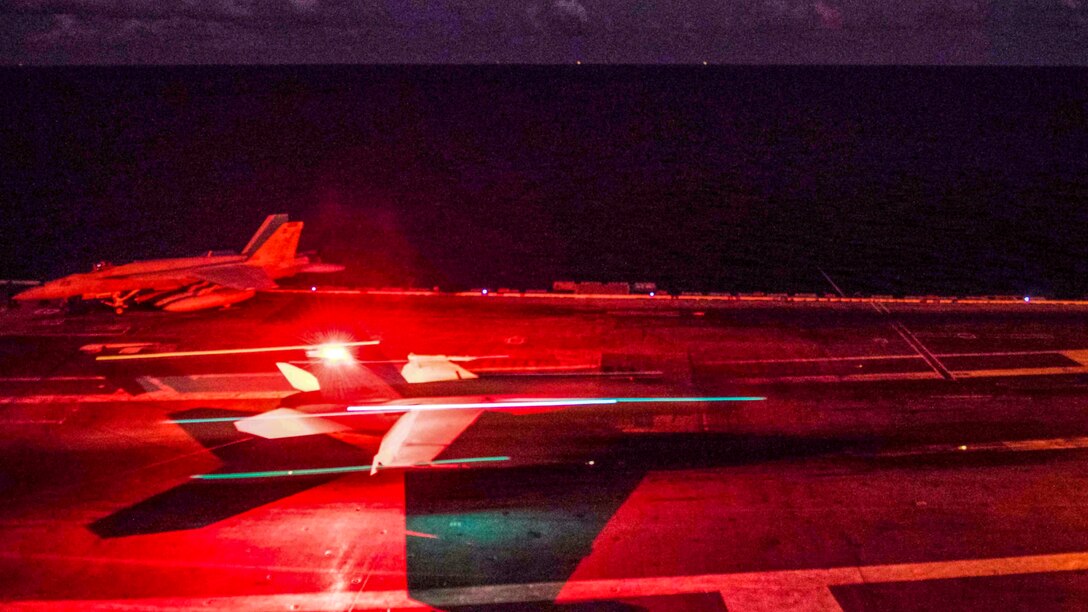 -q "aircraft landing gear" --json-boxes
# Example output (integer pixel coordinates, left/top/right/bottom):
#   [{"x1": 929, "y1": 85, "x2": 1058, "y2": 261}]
[{"x1": 102, "y1": 290, "x2": 140, "y2": 315}]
